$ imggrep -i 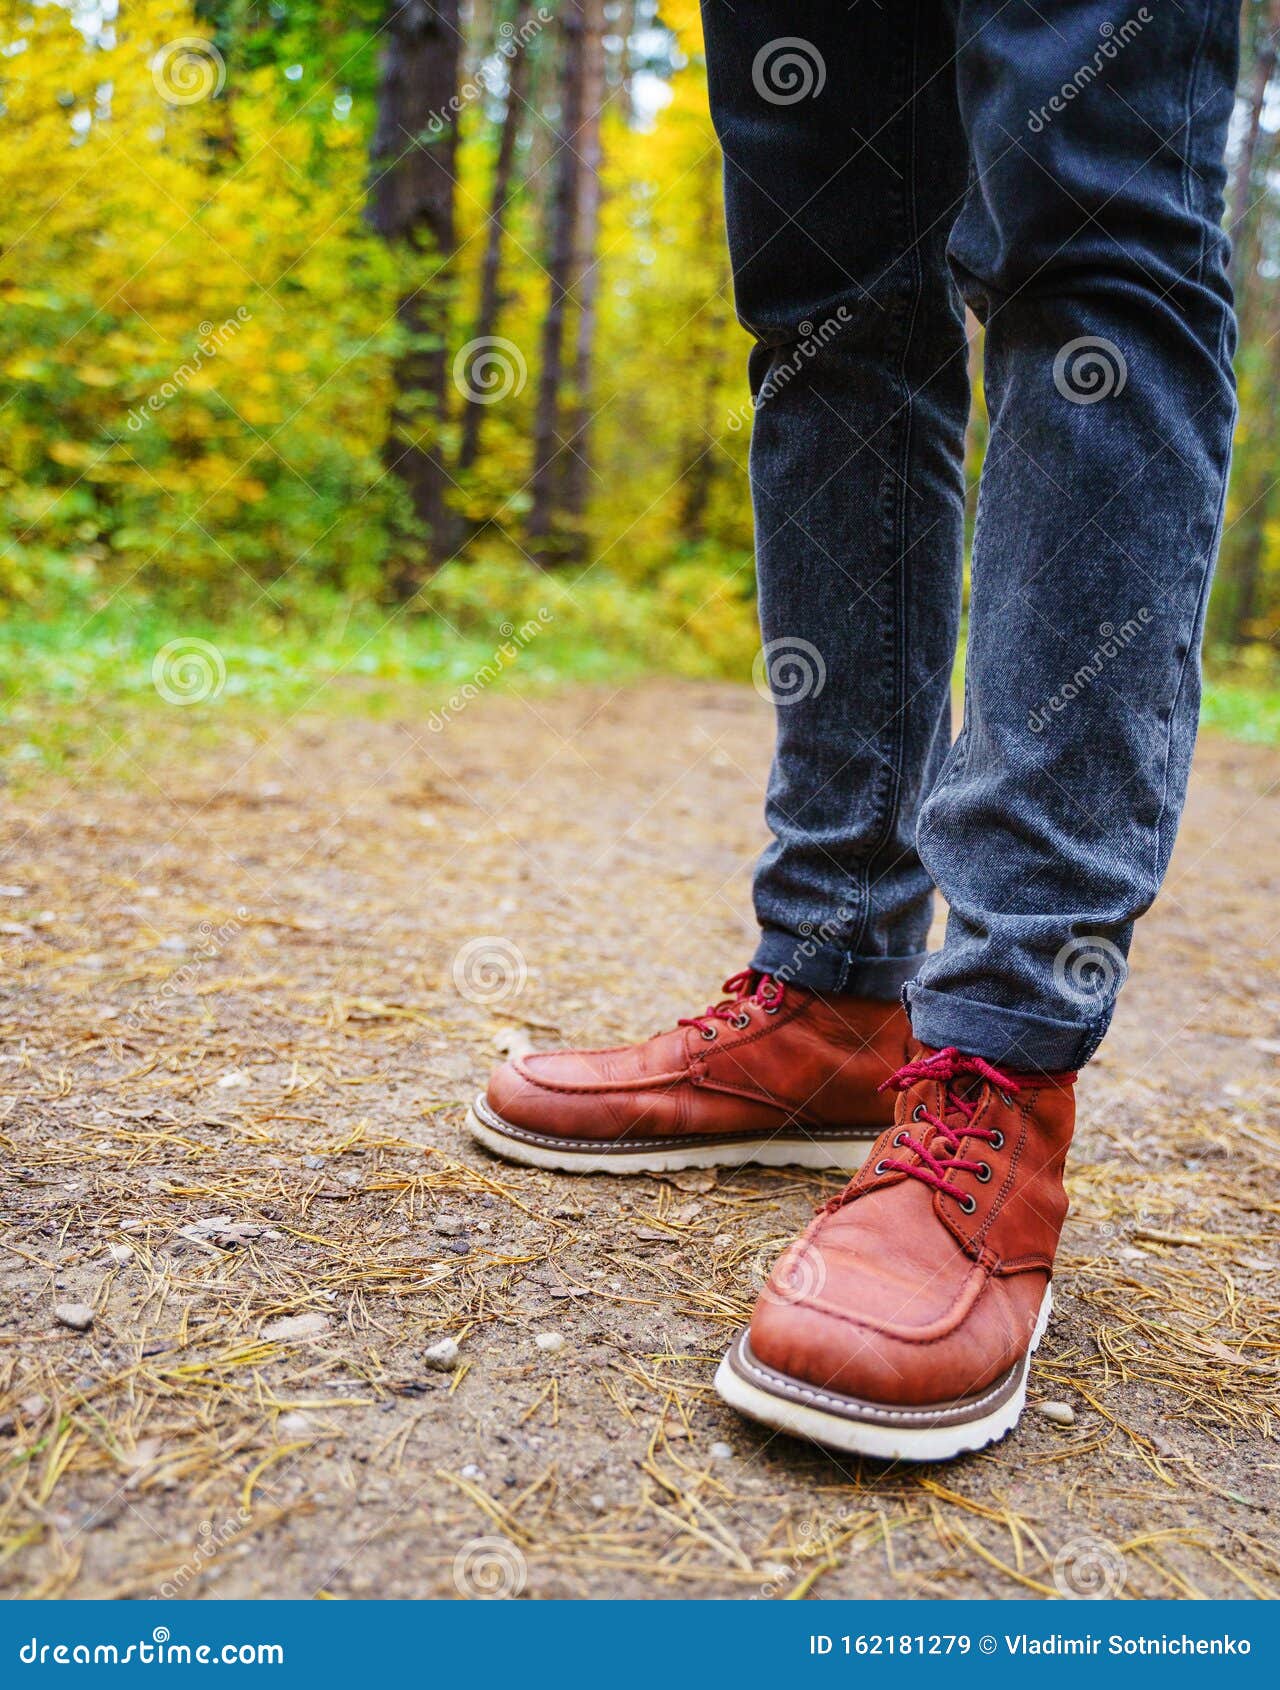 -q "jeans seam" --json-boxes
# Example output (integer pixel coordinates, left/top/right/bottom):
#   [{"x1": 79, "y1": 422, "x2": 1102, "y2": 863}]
[
  {"x1": 850, "y1": 0, "x2": 922, "y2": 963},
  {"x1": 1151, "y1": 420, "x2": 1233, "y2": 891},
  {"x1": 1150, "y1": 9, "x2": 1232, "y2": 898}
]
